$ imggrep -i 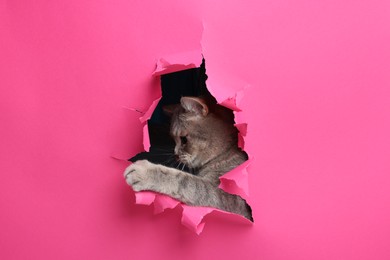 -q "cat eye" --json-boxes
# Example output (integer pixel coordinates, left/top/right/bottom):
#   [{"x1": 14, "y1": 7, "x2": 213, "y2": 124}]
[{"x1": 180, "y1": 136, "x2": 188, "y2": 145}]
